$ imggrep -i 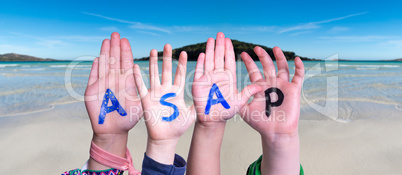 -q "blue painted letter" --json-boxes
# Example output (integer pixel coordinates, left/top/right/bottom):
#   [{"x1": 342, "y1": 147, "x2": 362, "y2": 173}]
[
  {"x1": 205, "y1": 83, "x2": 230, "y2": 114},
  {"x1": 160, "y1": 93, "x2": 179, "y2": 122},
  {"x1": 98, "y1": 89, "x2": 127, "y2": 124}
]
